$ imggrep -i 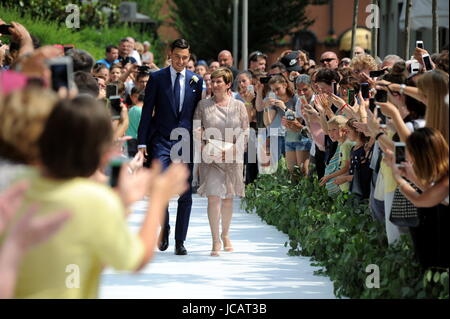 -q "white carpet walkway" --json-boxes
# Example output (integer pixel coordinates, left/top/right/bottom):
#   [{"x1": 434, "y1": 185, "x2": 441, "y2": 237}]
[{"x1": 99, "y1": 195, "x2": 336, "y2": 299}]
